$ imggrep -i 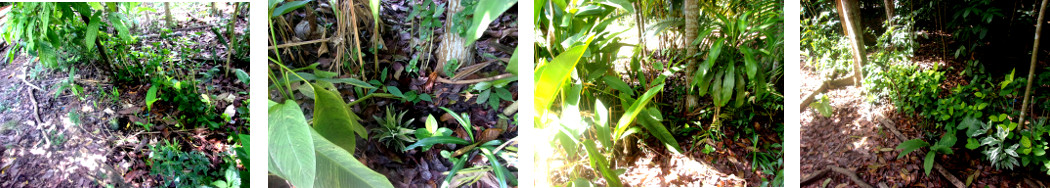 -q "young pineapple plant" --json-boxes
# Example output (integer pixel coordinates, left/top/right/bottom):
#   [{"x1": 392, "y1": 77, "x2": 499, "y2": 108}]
[{"x1": 371, "y1": 106, "x2": 417, "y2": 151}]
